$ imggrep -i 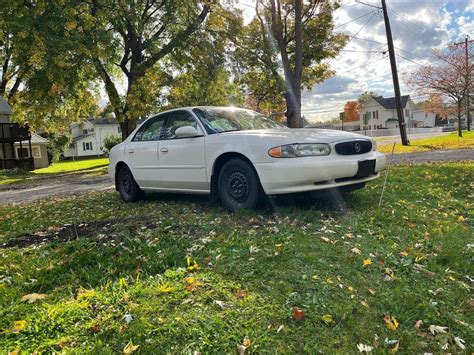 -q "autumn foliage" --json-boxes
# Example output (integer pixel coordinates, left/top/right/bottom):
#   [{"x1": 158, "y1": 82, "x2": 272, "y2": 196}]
[{"x1": 343, "y1": 101, "x2": 360, "y2": 122}]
